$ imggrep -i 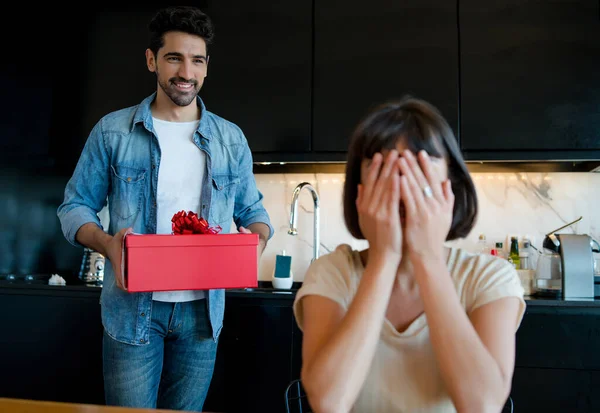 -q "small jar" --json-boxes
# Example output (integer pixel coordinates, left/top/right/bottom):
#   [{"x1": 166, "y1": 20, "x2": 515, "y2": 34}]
[{"x1": 495, "y1": 242, "x2": 505, "y2": 259}]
